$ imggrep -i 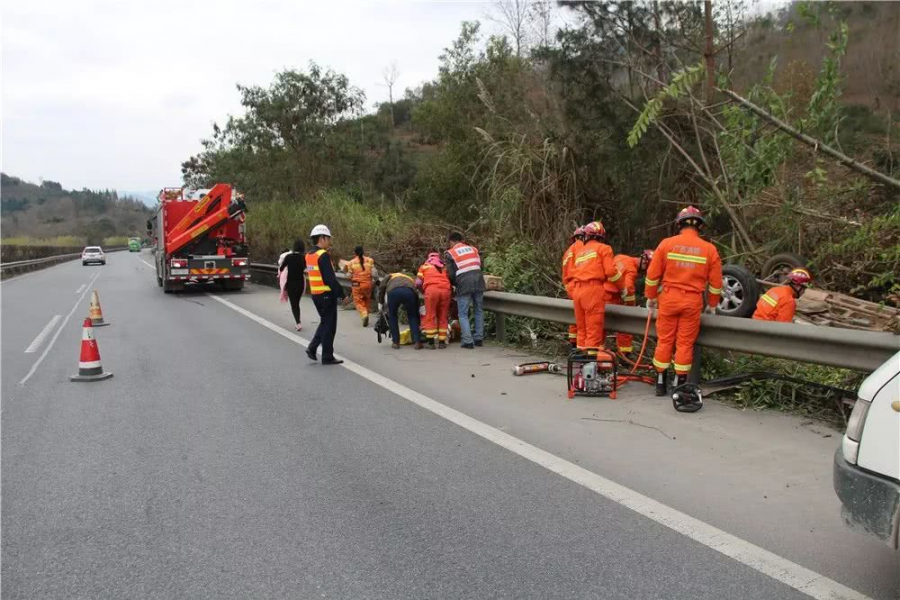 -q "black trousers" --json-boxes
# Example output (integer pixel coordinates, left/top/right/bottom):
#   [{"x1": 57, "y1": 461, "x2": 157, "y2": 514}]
[
  {"x1": 310, "y1": 293, "x2": 338, "y2": 360},
  {"x1": 387, "y1": 287, "x2": 421, "y2": 344},
  {"x1": 286, "y1": 280, "x2": 304, "y2": 324}
]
